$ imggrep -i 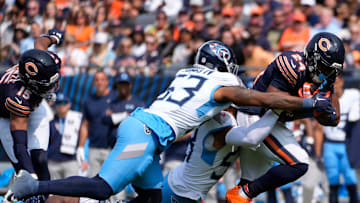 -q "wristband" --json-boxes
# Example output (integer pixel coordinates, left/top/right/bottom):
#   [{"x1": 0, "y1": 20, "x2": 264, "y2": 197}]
[{"x1": 302, "y1": 98, "x2": 314, "y2": 110}]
